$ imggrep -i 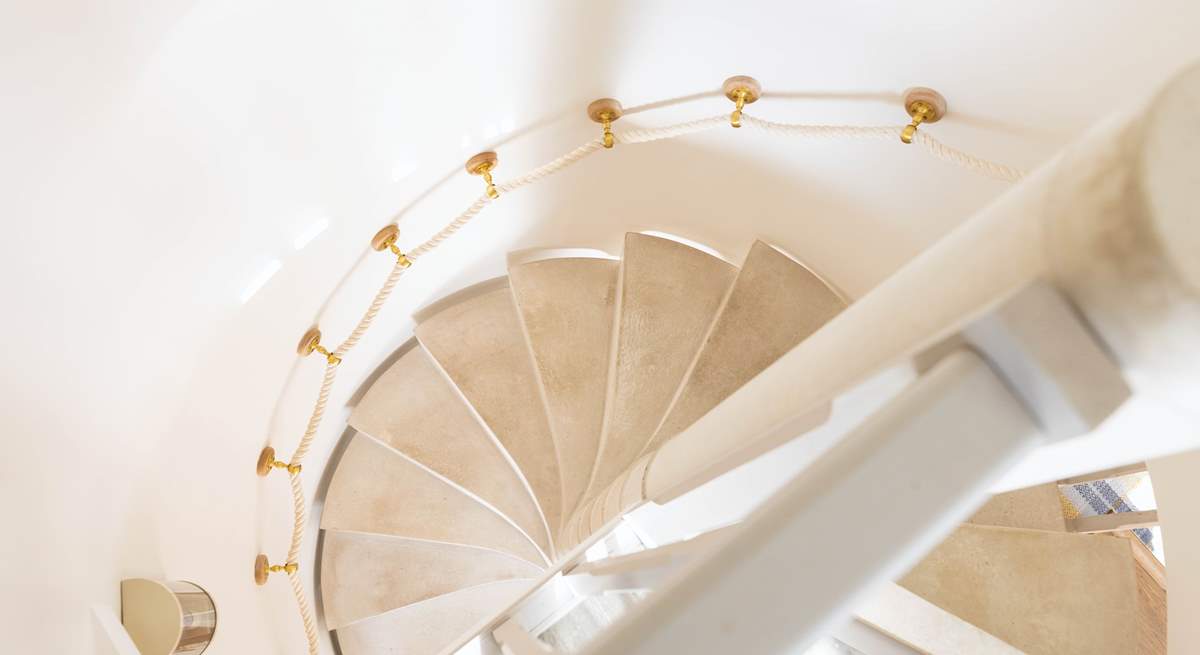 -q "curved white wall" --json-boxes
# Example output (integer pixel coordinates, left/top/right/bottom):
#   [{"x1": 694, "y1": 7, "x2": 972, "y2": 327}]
[{"x1": 2, "y1": 2, "x2": 1199, "y2": 653}]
